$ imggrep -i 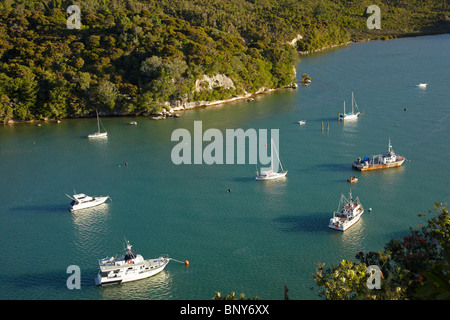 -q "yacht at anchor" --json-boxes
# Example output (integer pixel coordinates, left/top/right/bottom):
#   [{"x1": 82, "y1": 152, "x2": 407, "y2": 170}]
[
  {"x1": 66, "y1": 193, "x2": 110, "y2": 211},
  {"x1": 95, "y1": 241, "x2": 170, "y2": 286}
]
